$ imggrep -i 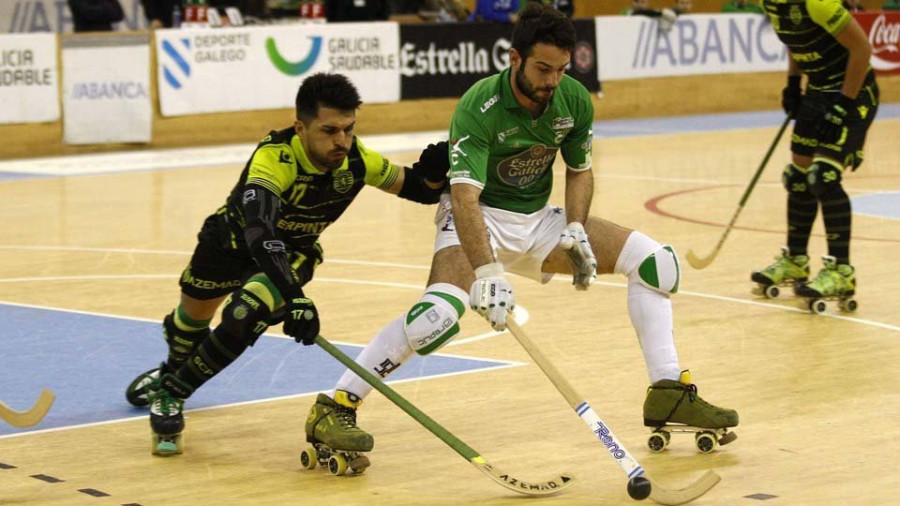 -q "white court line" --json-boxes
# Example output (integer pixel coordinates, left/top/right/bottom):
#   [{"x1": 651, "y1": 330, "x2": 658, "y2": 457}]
[{"x1": 0, "y1": 245, "x2": 897, "y2": 333}]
